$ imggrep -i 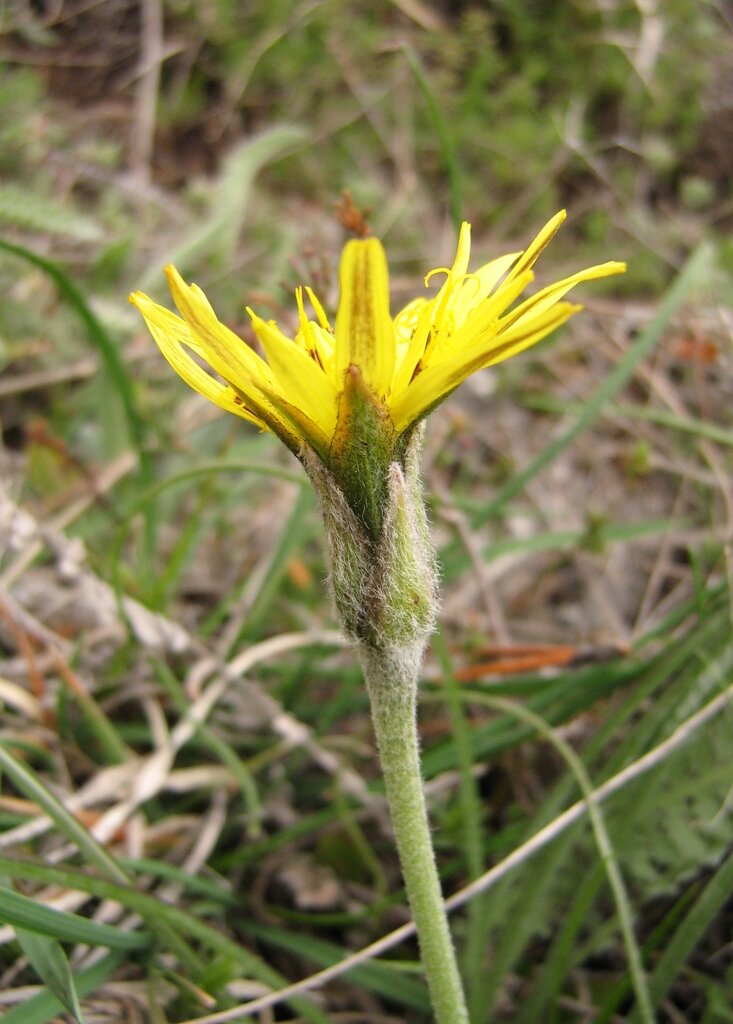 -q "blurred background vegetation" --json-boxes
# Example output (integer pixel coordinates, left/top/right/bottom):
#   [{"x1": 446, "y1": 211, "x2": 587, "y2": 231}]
[{"x1": 1, "y1": 2, "x2": 732, "y2": 1023}]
